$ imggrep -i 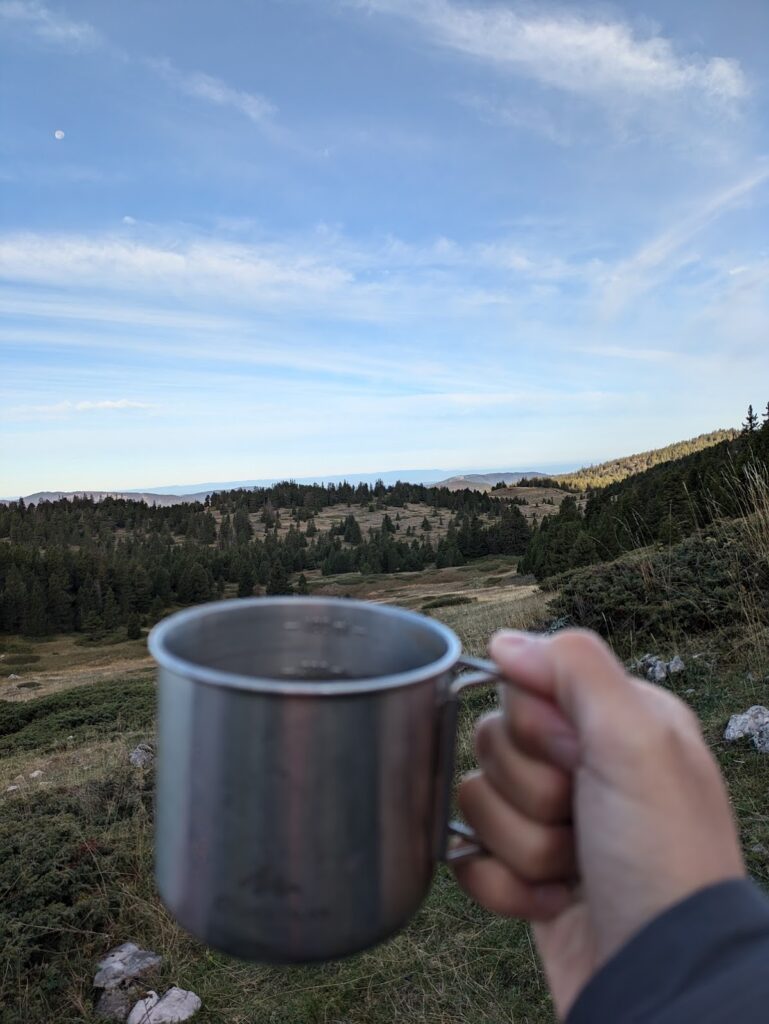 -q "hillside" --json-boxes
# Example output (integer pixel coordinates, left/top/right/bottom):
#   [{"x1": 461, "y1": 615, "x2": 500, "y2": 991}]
[
  {"x1": 3, "y1": 418, "x2": 769, "y2": 1024},
  {"x1": 433, "y1": 472, "x2": 549, "y2": 491},
  {"x1": 521, "y1": 429, "x2": 738, "y2": 492},
  {"x1": 0, "y1": 481, "x2": 536, "y2": 639},
  {"x1": 519, "y1": 413, "x2": 769, "y2": 583},
  {"x1": 0, "y1": 490, "x2": 210, "y2": 508}
]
